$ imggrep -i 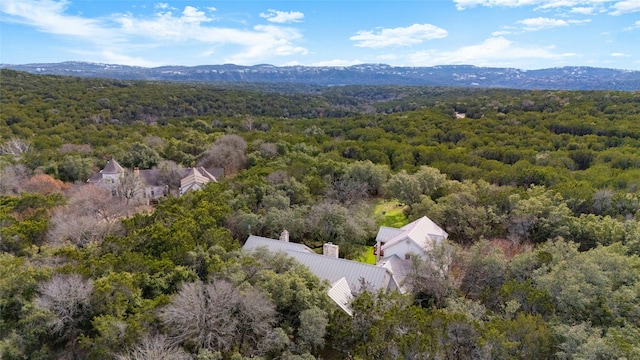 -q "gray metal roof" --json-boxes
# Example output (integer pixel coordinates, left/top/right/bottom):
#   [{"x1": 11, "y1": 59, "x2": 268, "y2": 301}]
[
  {"x1": 243, "y1": 235, "x2": 315, "y2": 254},
  {"x1": 285, "y1": 251, "x2": 392, "y2": 292},
  {"x1": 380, "y1": 216, "x2": 448, "y2": 252},
  {"x1": 102, "y1": 158, "x2": 125, "y2": 174},
  {"x1": 328, "y1": 278, "x2": 353, "y2": 316},
  {"x1": 375, "y1": 226, "x2": 405, "y2": 243},
  {"x1": 242, "y1": 235, "x2": 394, "y2": 292}
]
